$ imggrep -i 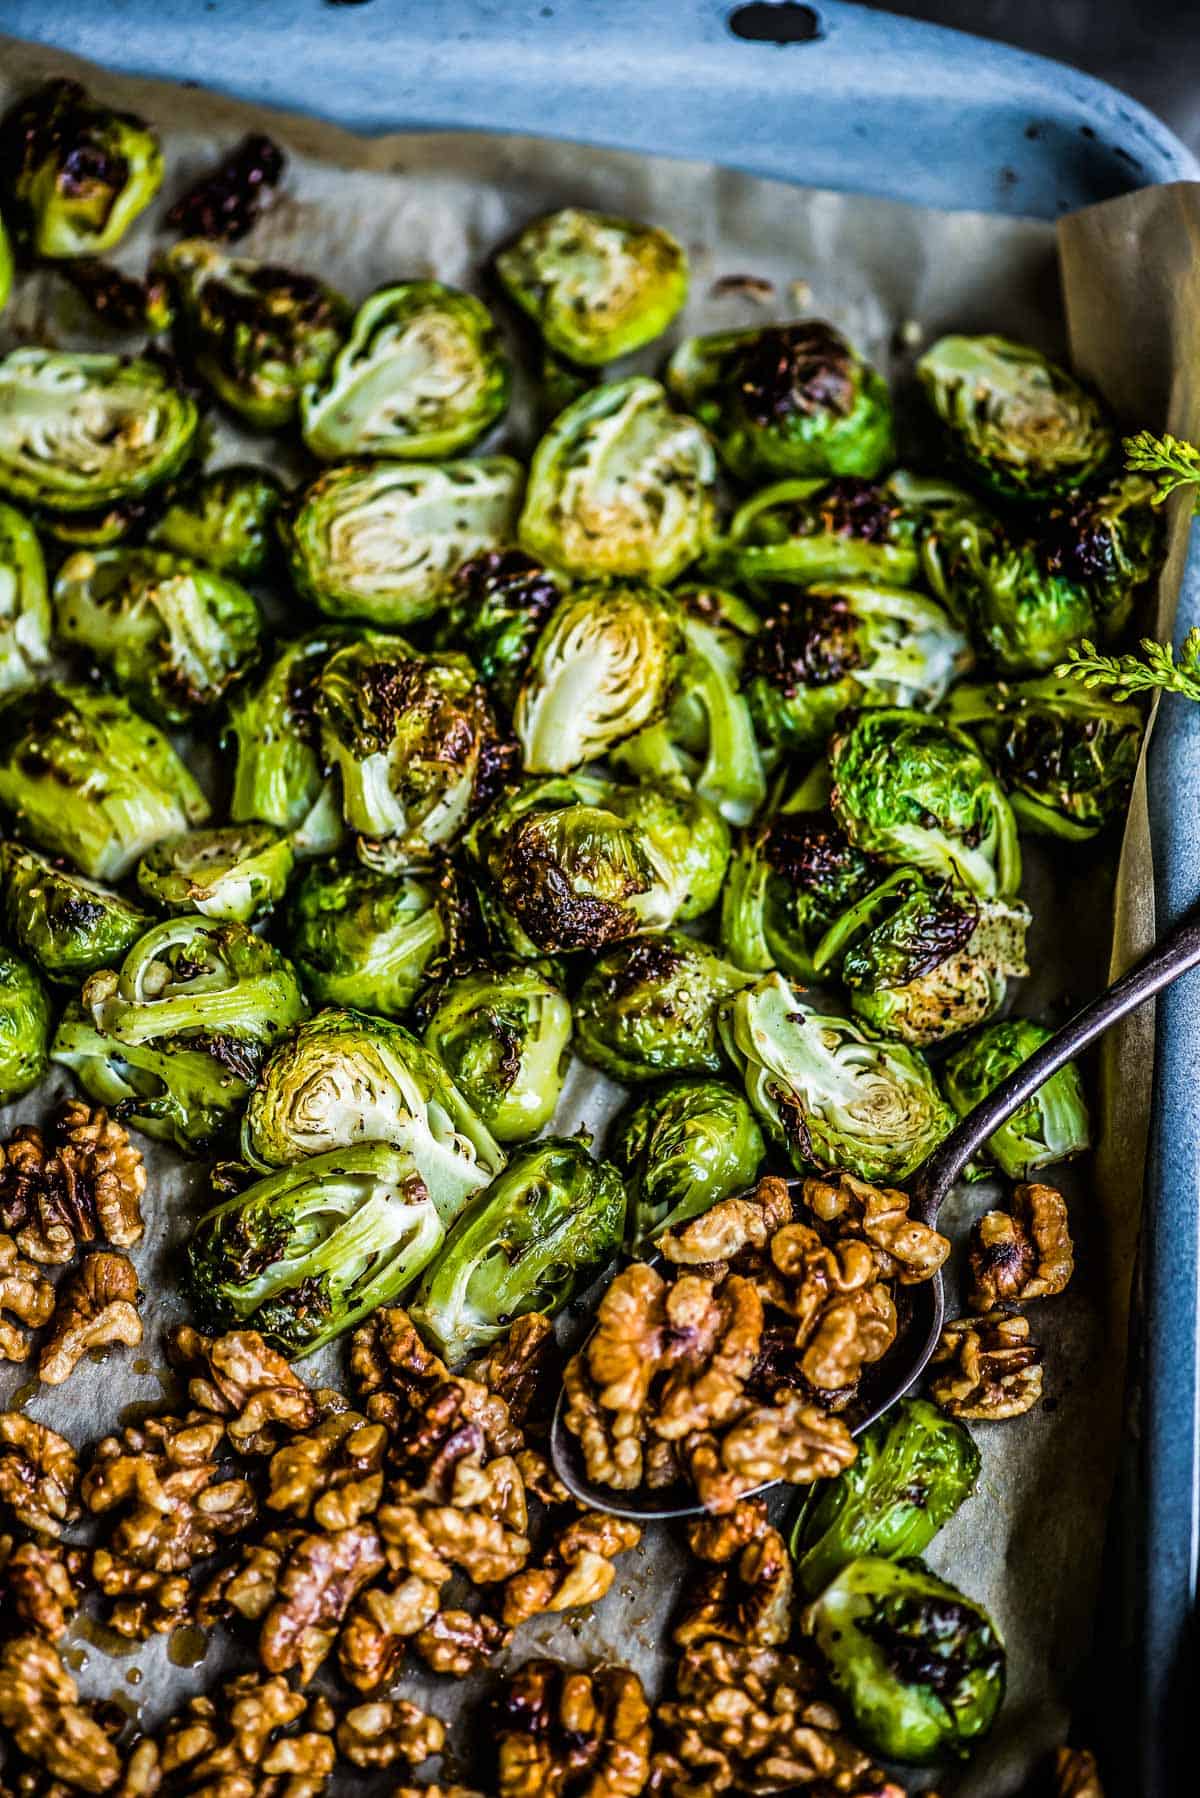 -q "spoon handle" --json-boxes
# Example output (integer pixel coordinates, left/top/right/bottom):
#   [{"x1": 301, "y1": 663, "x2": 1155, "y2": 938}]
[{"x1": 910, "y1": 903, "x2": 1200, "y2": 1221}]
